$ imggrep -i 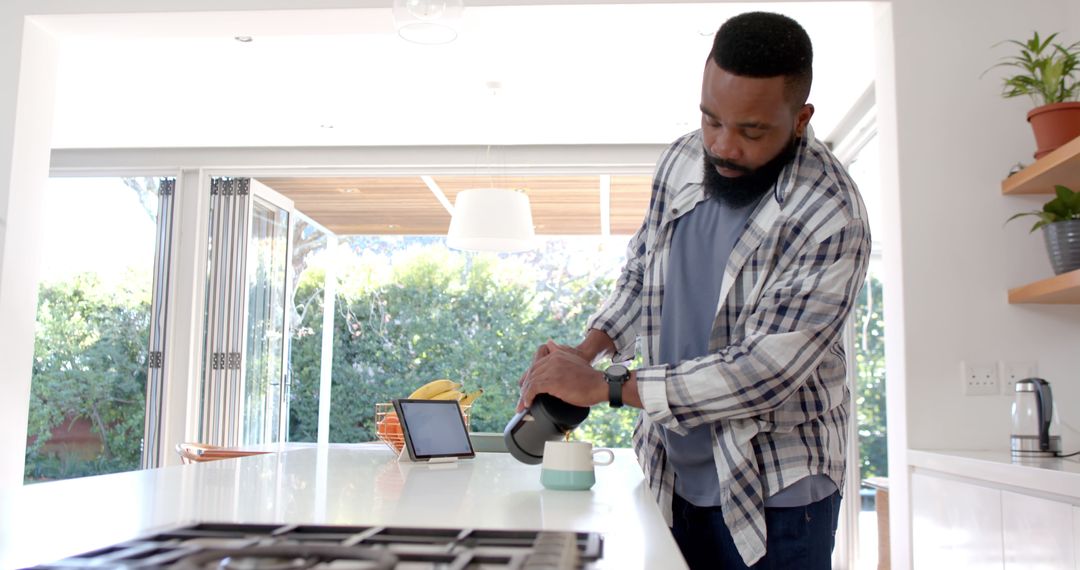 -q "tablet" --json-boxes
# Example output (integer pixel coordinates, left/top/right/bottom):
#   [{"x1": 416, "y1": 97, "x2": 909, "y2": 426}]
[{"x1": 392, "y1": 398, "x2": 476, "y2": 462}]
